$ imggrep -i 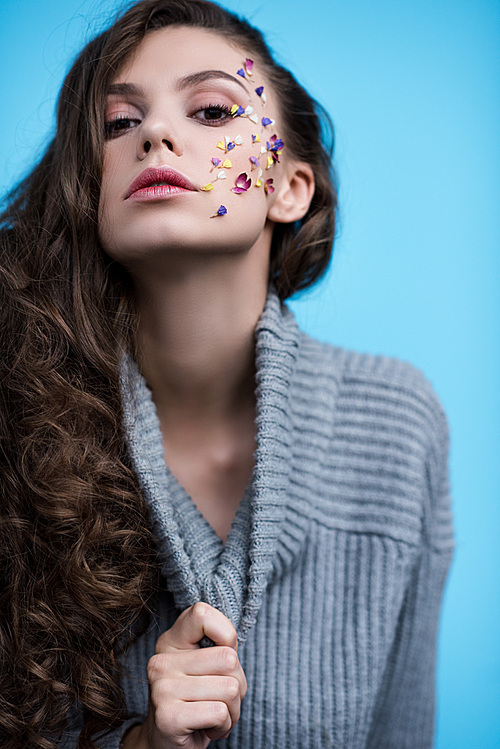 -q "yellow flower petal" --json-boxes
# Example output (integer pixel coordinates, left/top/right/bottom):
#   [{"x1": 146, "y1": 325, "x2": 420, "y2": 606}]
[
  {"x1": 256, "y1": 178, "x2": 262, "y2": 187},
  {"x1": 266, "y1": 156, "x2": 274, "y2": 169},
  {"x1": 216, "y1": 141, "x2": 226, "y2": 151},
  {"x1": 201, "y1": 183, "x2": 214, "y2": 191}
]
